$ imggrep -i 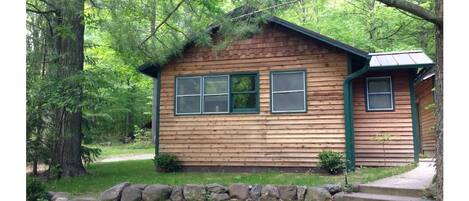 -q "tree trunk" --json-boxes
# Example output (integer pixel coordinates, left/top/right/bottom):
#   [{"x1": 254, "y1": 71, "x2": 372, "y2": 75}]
[
  {"x1": 434, "y1": 2, "x2": 443, "y2": 201},
  {"x1": 49, "y1": 0, "x2": 86, "y2": 178}
]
